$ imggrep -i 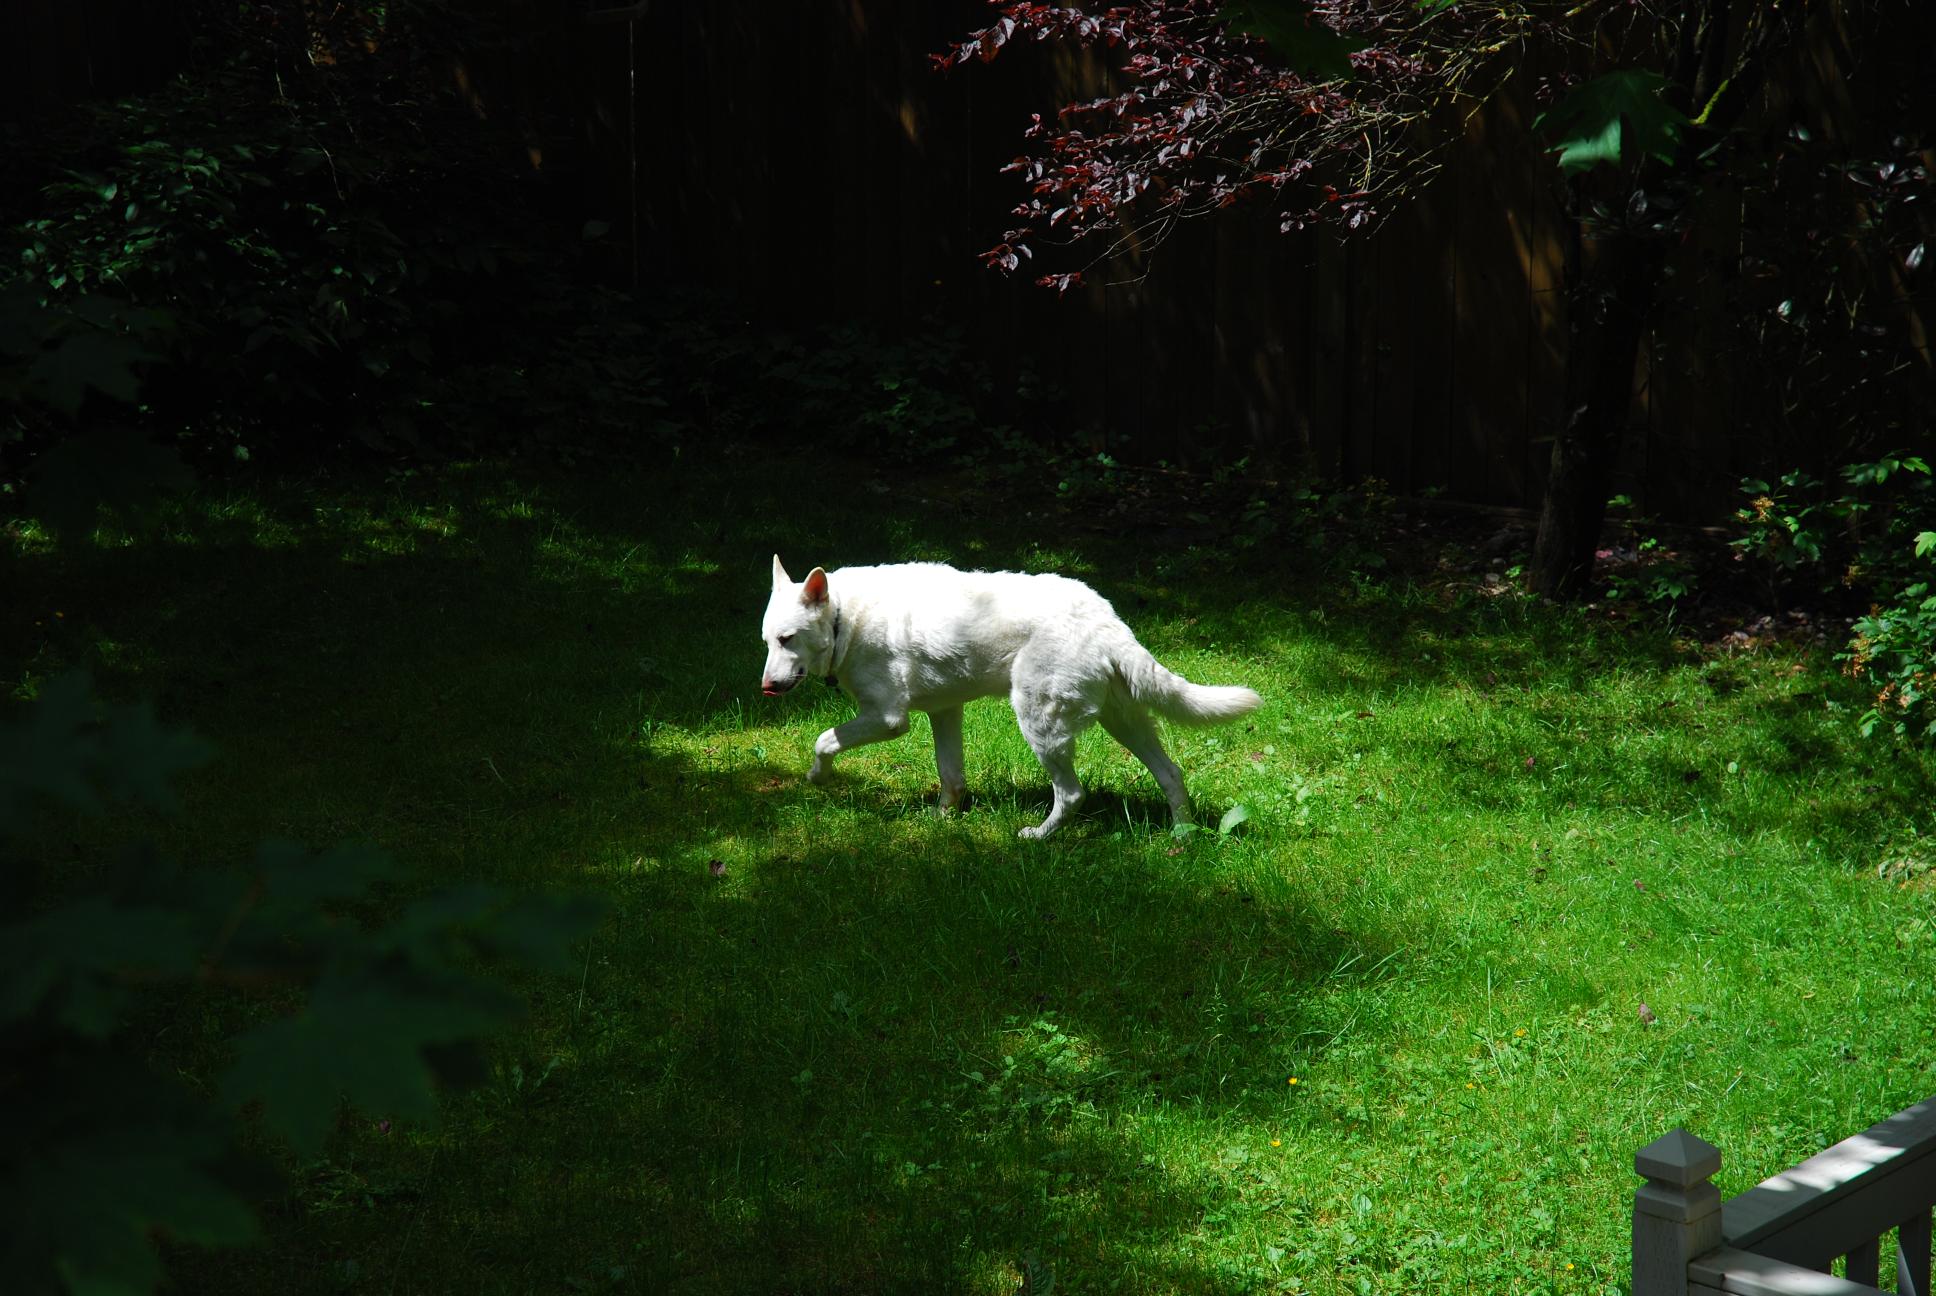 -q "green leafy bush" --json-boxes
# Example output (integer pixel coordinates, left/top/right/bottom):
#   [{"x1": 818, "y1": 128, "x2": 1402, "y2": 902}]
[
  {"x1": 1846, "y1": 530, "x2": 1936, "y2": 741},
  {"x1": 0, "y1": 2, "x2": 601, "y2": 469},
  {"x1": 4, "y1": 2, "x2": 1058, "y2": 486},
  {"x1": 1601, "y1": 495, "x2": 1698, "y2": 608},
  {"x1": 7, "y1": 74, "x2": 501, "y2": 456},
  {"x1": 0, "y1": 674, "x2": 601, "y2": 1294},
  {"x1": 1736, "y1": 454, "x2": 1931, "y2": 591},
  {"x1": 1734, "y1": 467, "x2": 1835, "y2": 575},
  {"x1": 1736, "y1": 453, "x2": 1936, "y2": 740}
]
